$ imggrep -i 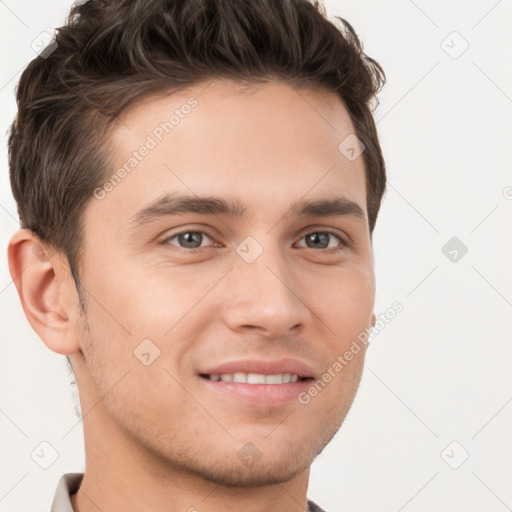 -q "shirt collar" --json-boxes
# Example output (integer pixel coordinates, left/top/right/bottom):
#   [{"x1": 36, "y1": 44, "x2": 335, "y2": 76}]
[
  {"x1": 49, "y1": 472, "x2": 326, "y2": 512},
  {"x1": 50, "y1": 473, "x2": 83, "y2": 512}
]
